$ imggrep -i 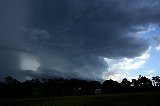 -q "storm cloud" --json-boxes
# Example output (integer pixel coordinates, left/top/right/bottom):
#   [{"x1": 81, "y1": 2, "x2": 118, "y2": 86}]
[{"x1": 0, "y1": 0, "x2": 160, "y2": 80}]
